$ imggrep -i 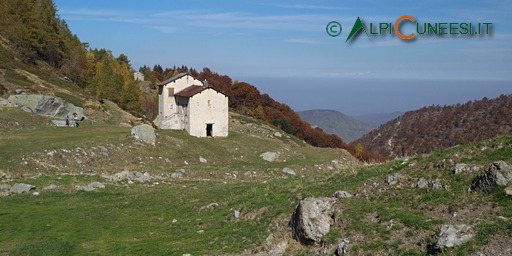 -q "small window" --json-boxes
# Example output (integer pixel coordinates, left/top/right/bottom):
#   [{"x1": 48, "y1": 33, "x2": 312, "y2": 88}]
[
  {"x1": 169, "y1": 104, "x2": 174, "y2": 110},
  {"x1": 168, "y1": 88, "x2": 174, "y2": 97}
]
